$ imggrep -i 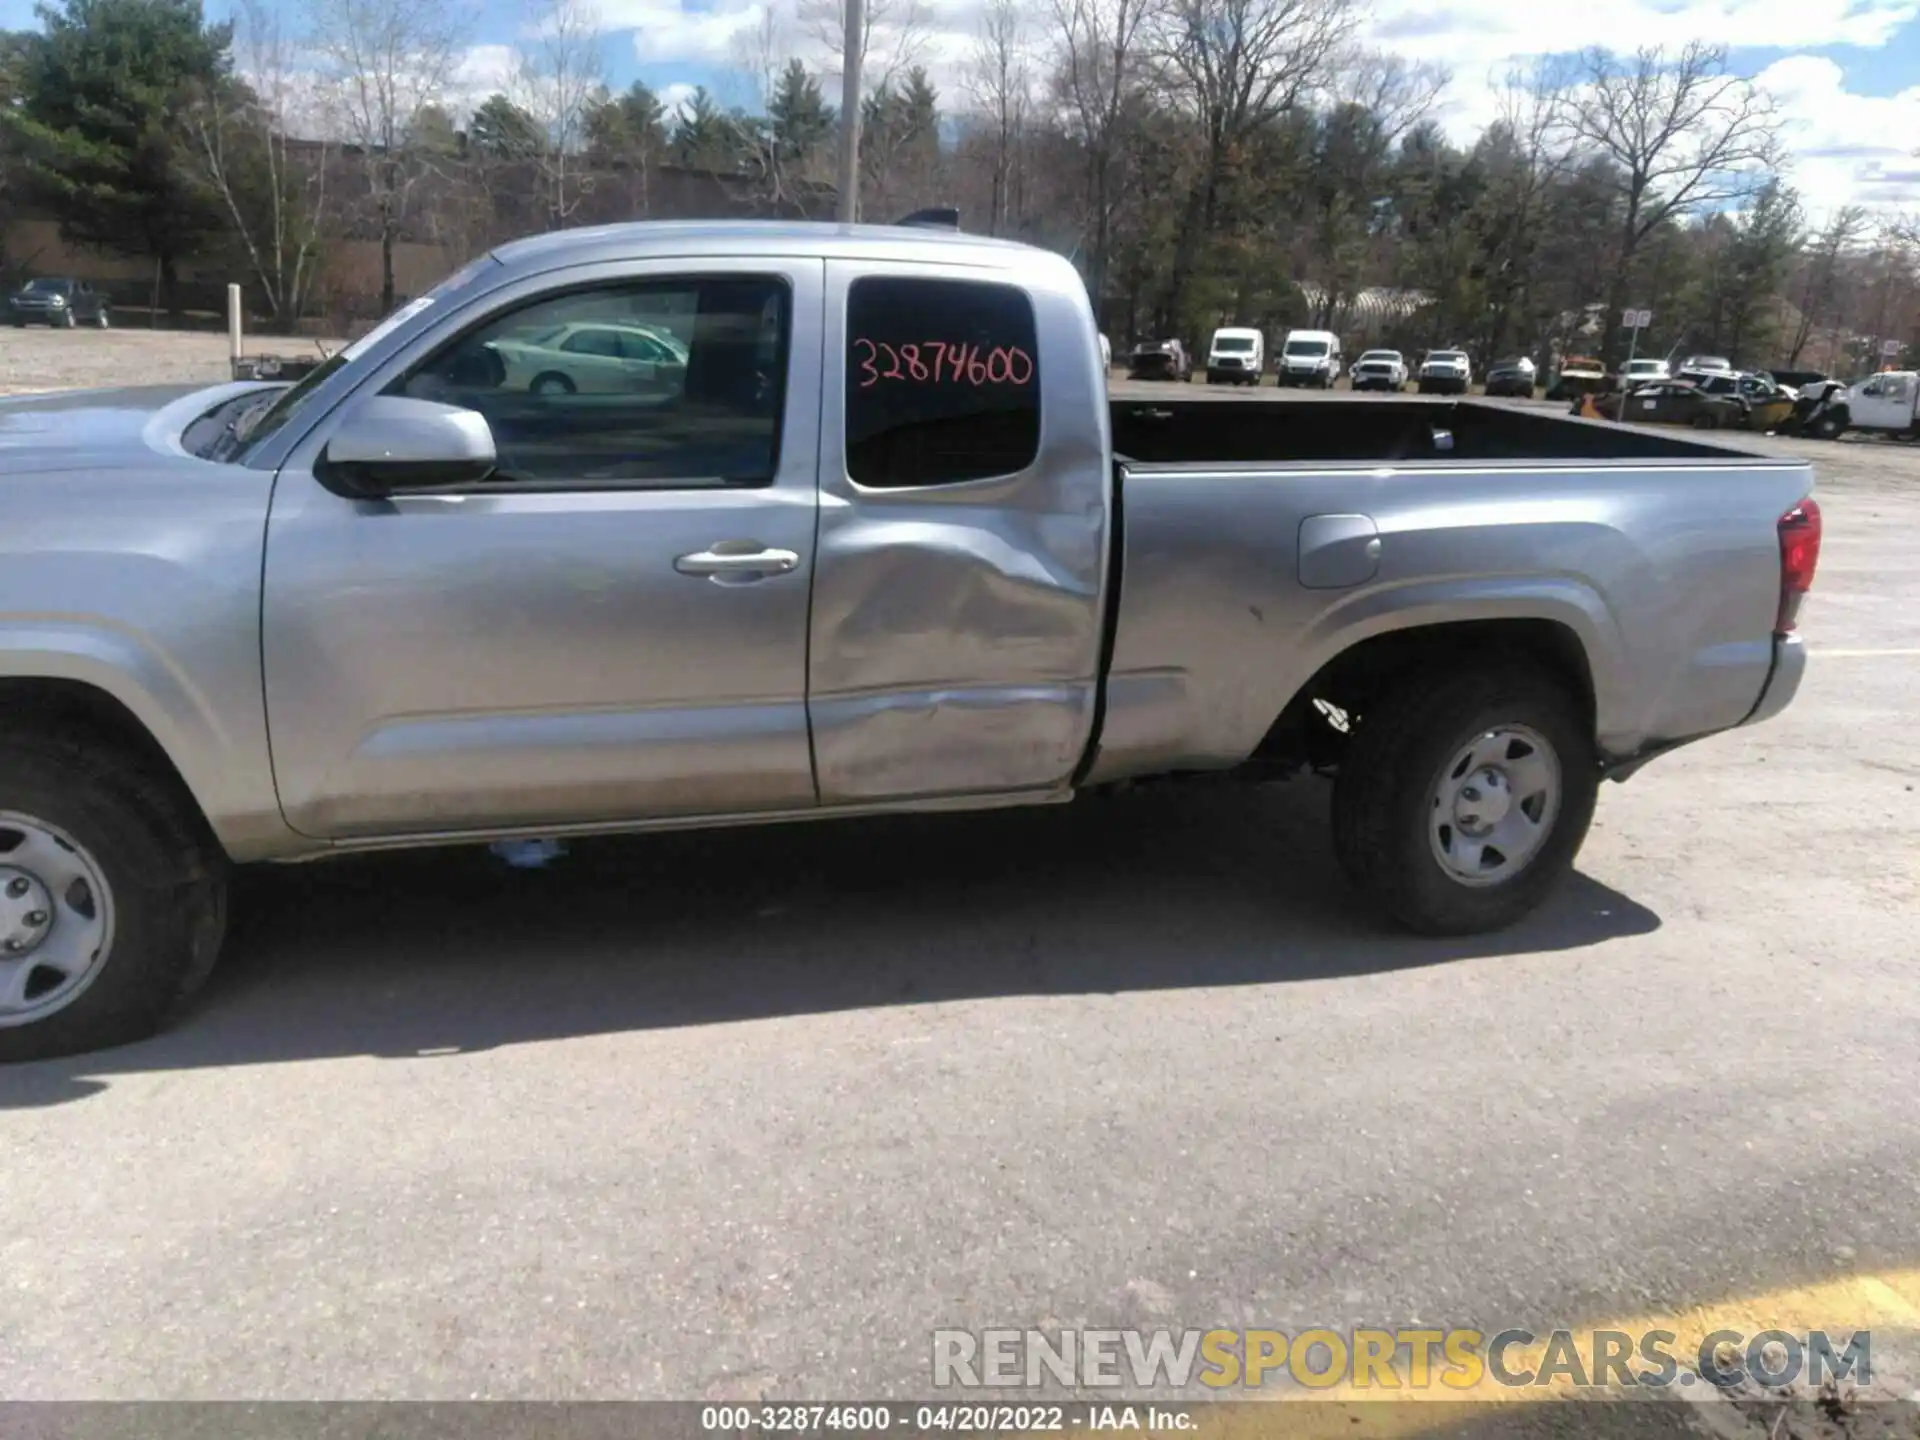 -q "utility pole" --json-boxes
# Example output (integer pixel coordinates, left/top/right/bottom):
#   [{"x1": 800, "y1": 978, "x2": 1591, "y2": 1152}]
[{"x1": 835, "y1": 0, "x2": 864, "y2": 223}]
